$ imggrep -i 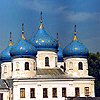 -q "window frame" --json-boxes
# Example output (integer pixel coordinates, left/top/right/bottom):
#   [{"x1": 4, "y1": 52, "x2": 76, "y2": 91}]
[
  {"x1": 16, "y1": 62, "x2": 20, "y2": 71},
  {"x1": 20, "y1": 88, "x2": 25, "y2": 98},
  {"x1": 62, "y1": 87, "x2": 66, "y2": 97},
  {"x1": 84, "y1": 87, "x2": 89, "y2": 96},
  {"x1": 52, "y1": 88, "x2": 57, "y2": 98},
  {"x1": 30, "y1": 88, "x2": 35, "y2": 98},
  {"x1": 75, "y1": 87, "x2": 80, "y2": 97},
  {"x1": 25, "y1": 62, "x2": 29, "y2": 70},
  {"x1": 4, "y1": 65, "x2": 7, "y2": 73},
  {"x1": 78, "y1": 62, "x2": 83, "y2": 70},
  {"x1": 45, "y1": 57, "x2": 49, "y2": 66},
  {"x1": 43, "y1": 88, "x2": 48, "y2": 98}
]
